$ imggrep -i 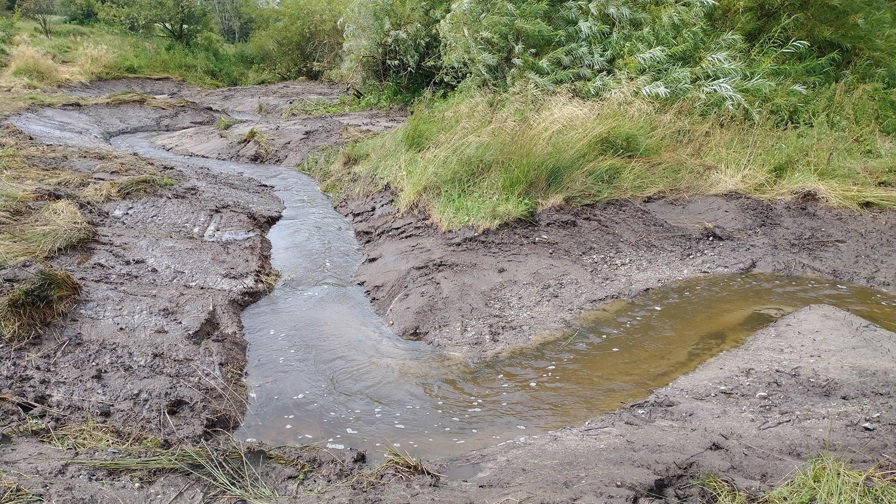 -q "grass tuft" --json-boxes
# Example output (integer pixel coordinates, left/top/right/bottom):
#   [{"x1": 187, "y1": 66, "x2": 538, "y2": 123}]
[
  {"x1": 697, "y1": 474, "x2": 751, "y2": 504},
  {"x1": 216, "y1": 116, "x2": 241, "y2": 131},
  {"x1": 0, "y1": 200, "x2": 93, "y2": 266},
  {"x1": 697, "y1": 454, "x2": 896, "y2": 503},
  {"x1": 0, "y1": 267, "x2": 79, "y2": 344},
  {"x1": 379, "y1": 446, "x2": 442, "y2": 481},
  {"x1": 767, "y1": 456, "x2": 896, "y2": 504},
  {"x1": 5, "y1": 46, "x2": 63, "y2": 87},
  {"x1": 241, "y1": 127, "x2": 270, "y2": 161}
]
